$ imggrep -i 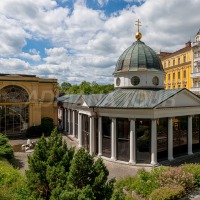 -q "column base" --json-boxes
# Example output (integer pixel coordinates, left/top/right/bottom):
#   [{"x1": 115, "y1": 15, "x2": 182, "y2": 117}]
[
  {"x1": 98, "y1": 153, "x2": 102, "y2": 157},
  {"x1": 188, "y1": 152, "x2": 193, "y2": 155},
  {"x1": 111, "y1": 157, "x2": 117, "y2": 161},
  {"x1": 129, "y1": 160, "x2": 136, "y2": 165},
  {"x1": 168, "y1": 157, "x2": 174, "y2": 161},
  {"x1": 78, "y1": 144, "x2": 83, "y2": 148},
  {"x1": 151, "y1": 161, "x2": 157, "y2": 165}
]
